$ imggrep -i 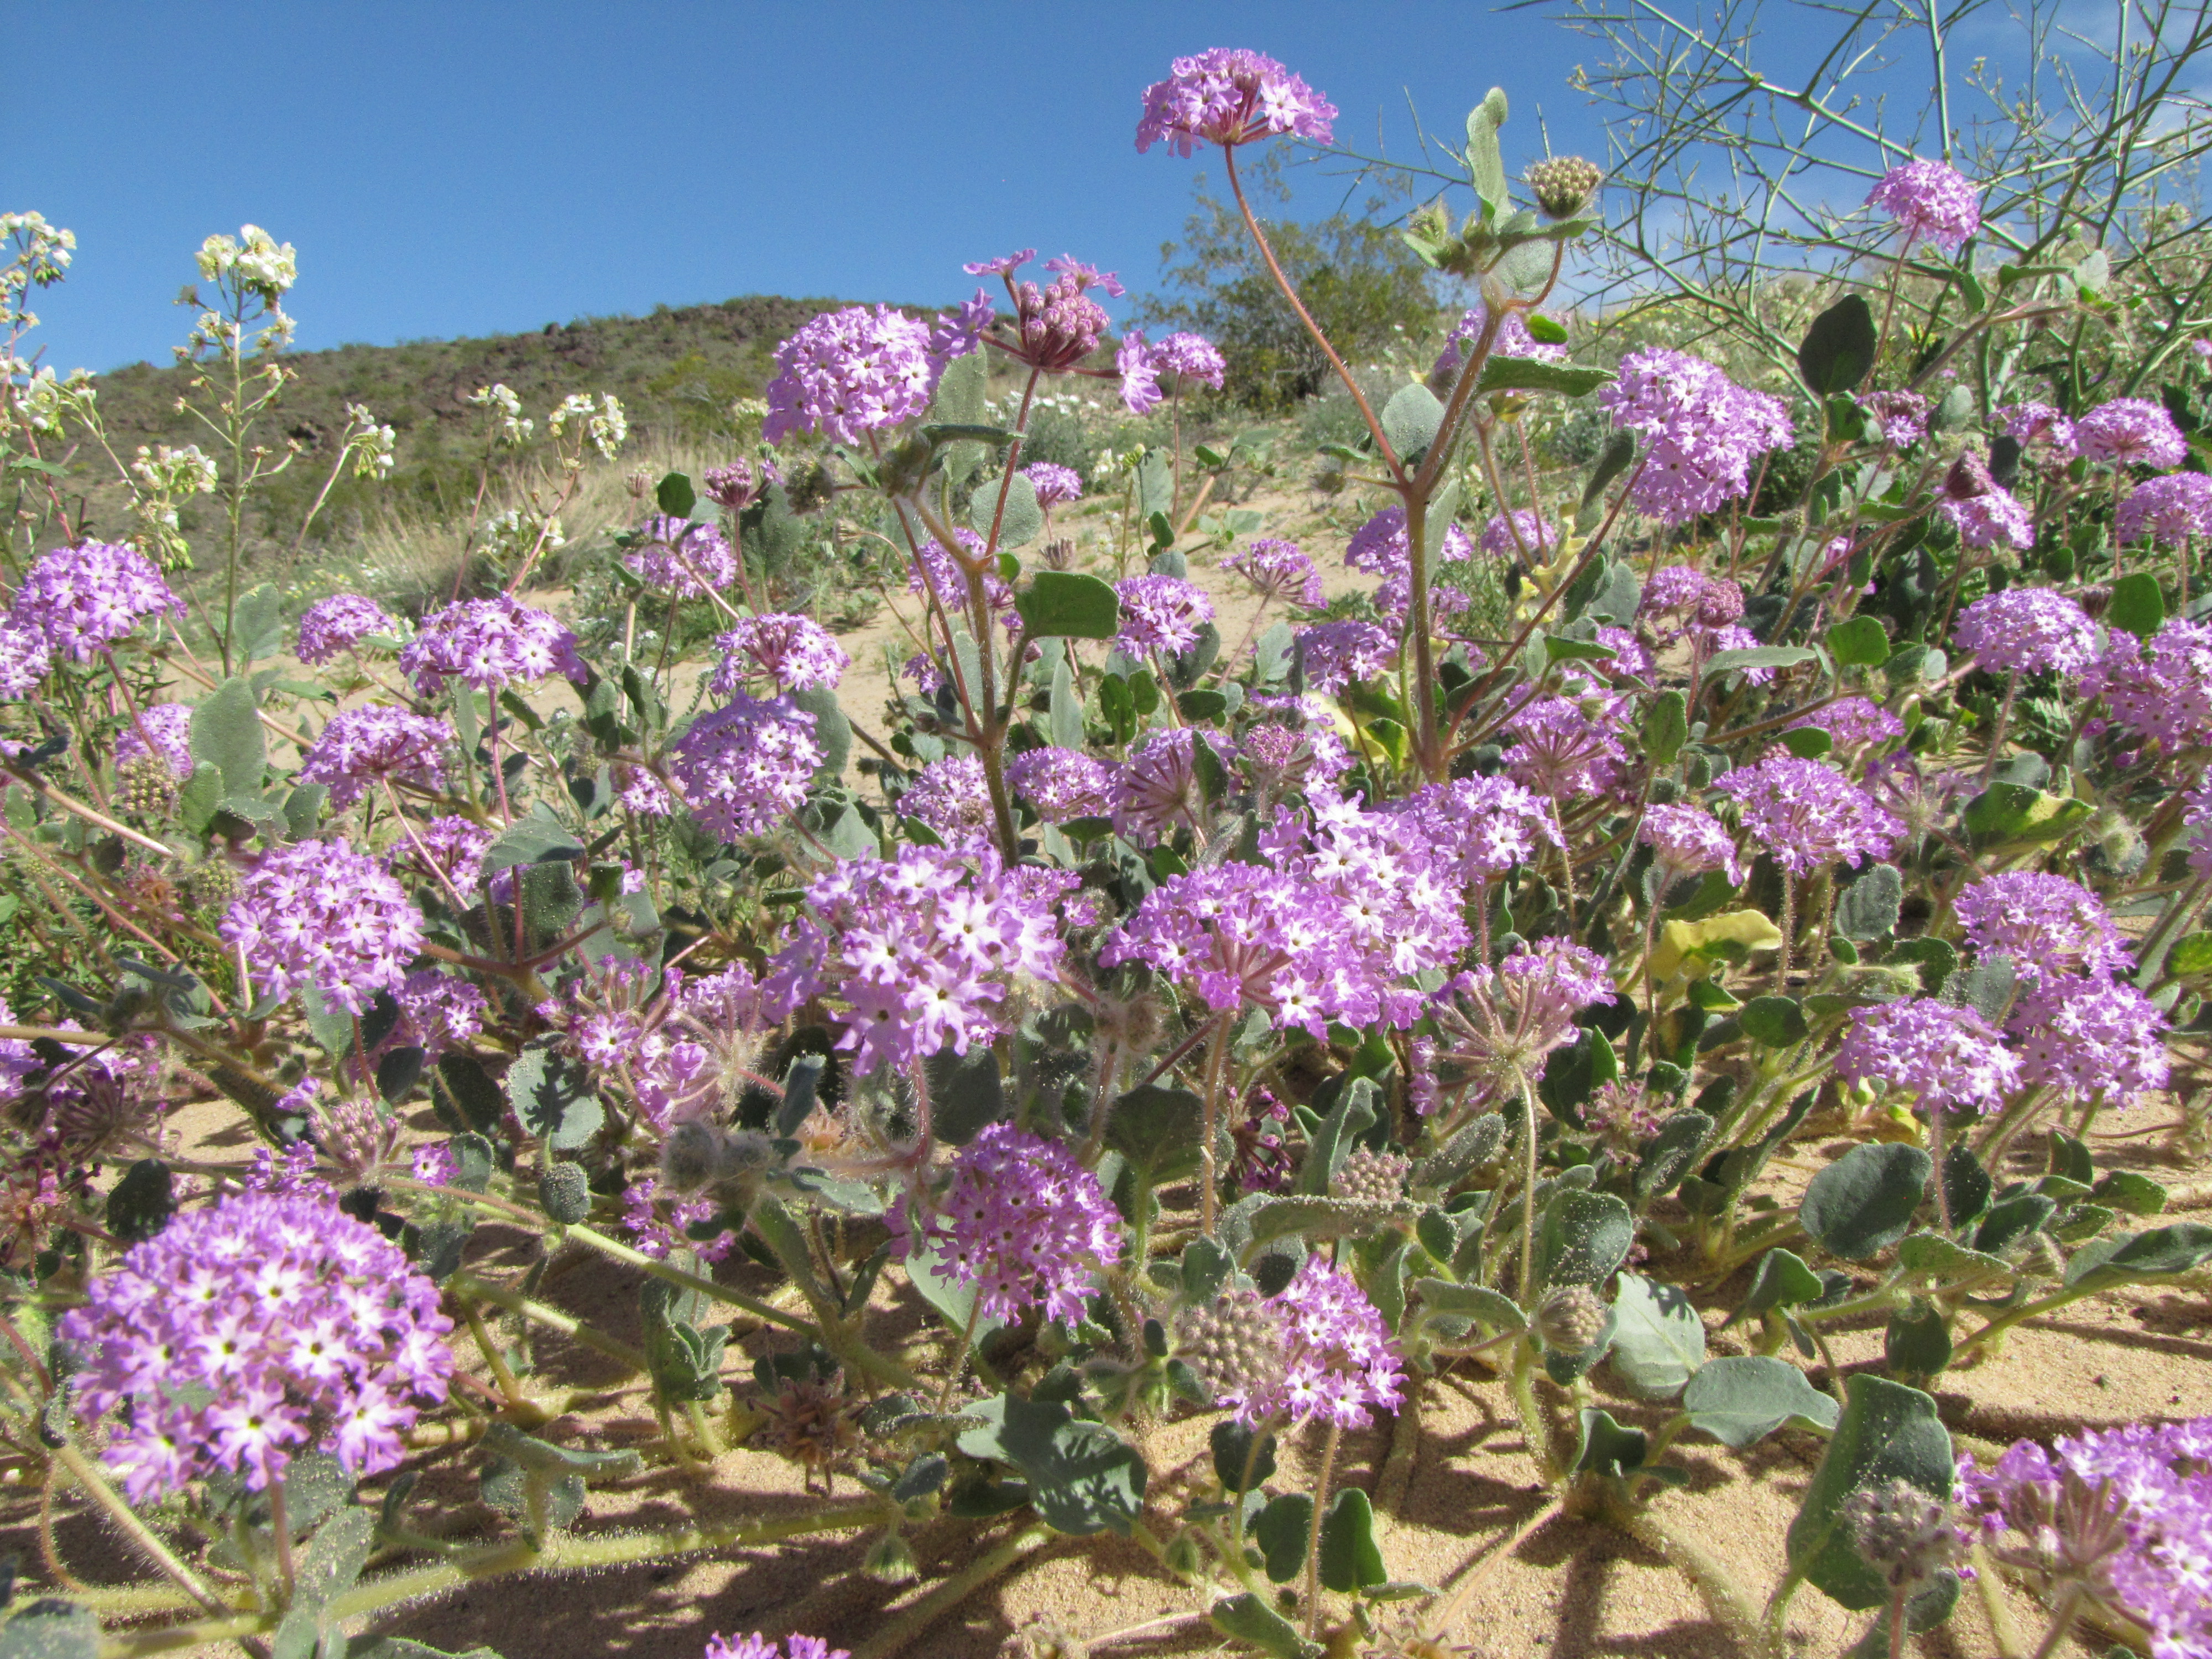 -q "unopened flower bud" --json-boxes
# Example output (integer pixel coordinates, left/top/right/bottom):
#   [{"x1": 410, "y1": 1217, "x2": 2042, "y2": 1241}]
[
  {"x1": 1333, "y1": 1147, "x2": 1410, "y2": 1205},
  {"x1": 1535, "y1": 1284, "x2": 1609, "y2": 1353},
  {"x1": 1526, "y1": 156, "x2": 1604, "y2": 221},
  {"x1": 116, "y1": 755, "x2": 177, "y2": 820},
  {"x1": 863, "y1": 1528, "x2": 919, "y2": 1583},
  {"x1": 1842, "y1": 1479, "x2": 1966, "y2": 1593},
  {"x1": 538, "y1": 1161, "x2": 591, "y2": 1224},
  {"x1": 1175, "y1": 1290, "x2": 1289, "y2": 1404}
]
